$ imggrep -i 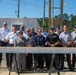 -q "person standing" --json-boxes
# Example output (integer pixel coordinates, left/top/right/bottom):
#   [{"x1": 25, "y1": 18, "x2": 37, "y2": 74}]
[
  {"x1": 20, "y1": 25, "x2": 26, "y2": 35},
  {"x1": 24, "y1": 28, "x2": 34, "y2": 70},
  {"x1": 0, "y1": 22, "x2": 10, "y2": 67},
  {"x1": 55, "y1": 26, "x2": 63, "y2": 70},
  {"x1": 33, "y1": 29, "x2": 45, "y2": 71},
  {"x1": 45, "y1": 26, "x2": 60, "y2": 70},
  {"x1": 41, "y1": 26, "x2": 48, "y2": 39},
  {"x1": 14, "y1": 30, "x2": 27, "y2": 72},
  {"x1": 59, "y1": 25, "x2": 73, "y2": 71},
  {"x1": 40, "y1": 26, "x2": 48, "y2": 69},
  {"x1": 5, "y1": 25, "x2": 17, "y2": 69},
  {"x1": 71, "y1": 25, "x2": 76, "y2": 70},
  {"x1": 30, "y1": 27, "x2": 37, "y2": 36},
  {"x1": 55, "y1": 26, "x2": 61, "y2": 36},
  {"x1": 30, "y1": 27, "x2": 37, "y2": 70}
]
